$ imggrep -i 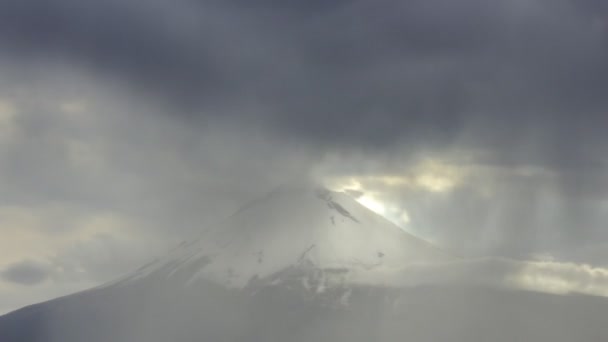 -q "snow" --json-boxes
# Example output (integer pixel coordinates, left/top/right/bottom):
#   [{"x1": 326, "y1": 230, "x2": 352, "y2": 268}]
[
  {"x1": 120, "y1": 182, "x2": 451, "y2": 288},
  {"x1": 4, "y1": 183, "x2": 608, "y2": 342}
]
